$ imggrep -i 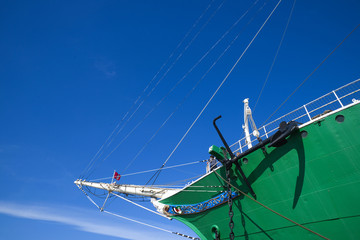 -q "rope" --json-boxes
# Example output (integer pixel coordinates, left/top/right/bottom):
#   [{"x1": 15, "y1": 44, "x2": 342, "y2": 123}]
[
  {"x1": 123, "y1": 161, "x2": 202, "y2": 177},
  {"x1": 111, "y1": 193, "x2": 168, "y2": 219},
  {"x1": 100, "y1": 0, "x2": 225, "y2": 163},
  {"x1": 80, "y1": 0, "x2": 222, "y2": 179},
  {"x1": 88, "y1": 176, "x2": 113, "y2": 182},
  {"x1": 103, "y1": 210, "x2": 173, "y2": 233},
  {"x1": 253, "y1": 0, "x2": 297, "y2": 112},
  {"x1": 262, "y1": 23, "x2": 360, "y2": 126},
  {"x1": 77, "y1": 182, "x2": 200, "y2": 239},
  {"x1": 145, "y1": 0, "x2": 225, "y2": 99},
  {"x1": 124, "y1": 0, "x2": 264, "y2": 174},
  {"x1": 103, "y1": 211, "x2": 201, "y2": 240},
  {"x1": 156, "y1": 174, "x2": 204, "y2": 187},
  {"x1": 213, "y1": 171, "x2": 330, "y2": 239},
  {"x1": 145, "y1": 0, "x2": 216, "y2": 95},
  {"x1": 172, "y1": 232, "x2": 200, "y2": 240},
  {"x1": 88, "y1": 161, "x2": 202, "y2": 183},
  {"x1": 76, "y1": 184, "x2": 101, "y2": 209},
  {"x1": 151, "y1": 0, "x2": 284, "y2": 185}
]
